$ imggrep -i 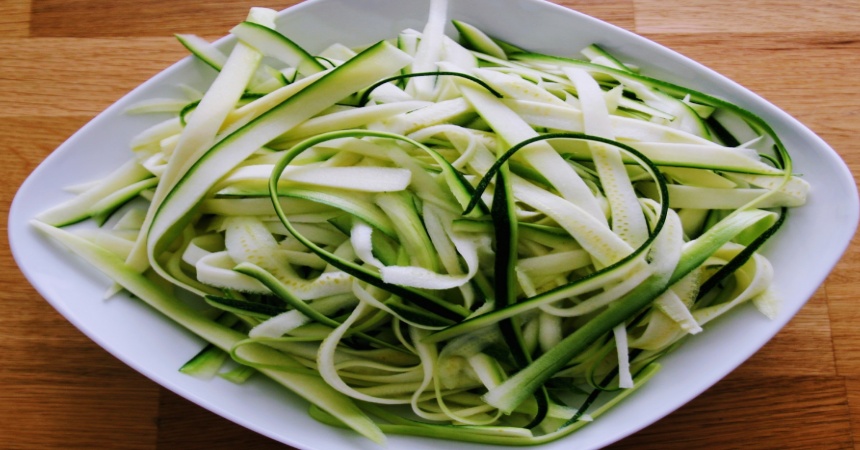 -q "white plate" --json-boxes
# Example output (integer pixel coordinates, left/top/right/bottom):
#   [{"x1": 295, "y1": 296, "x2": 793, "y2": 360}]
[{"x1": 9, "y1": 0, "x2": 859, "y2": 449}]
